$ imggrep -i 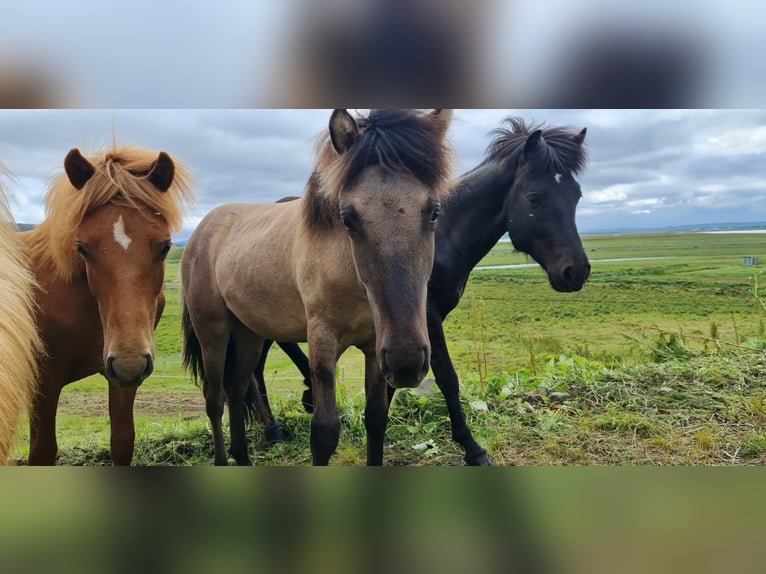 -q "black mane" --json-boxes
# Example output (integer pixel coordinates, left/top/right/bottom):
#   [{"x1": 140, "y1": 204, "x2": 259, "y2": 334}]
[
  {"x1": 486, "y1": 117, "x2": 587, "y2": 177},
  {"x1": 337, "y1": 109, "x2": 450, "y2": 190}
]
